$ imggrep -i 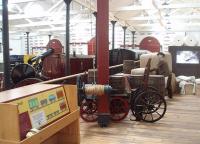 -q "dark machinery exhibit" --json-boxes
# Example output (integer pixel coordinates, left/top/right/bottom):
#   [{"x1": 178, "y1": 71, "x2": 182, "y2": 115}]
[
  {"x1": 10, "y1": 39, "x2": 93, "y2": 88},
  {"x1": 109, "y1": 48, "x2": 150, "y2": 66}
]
